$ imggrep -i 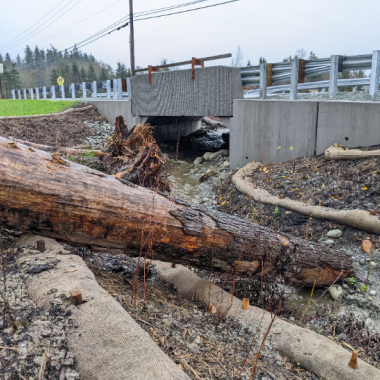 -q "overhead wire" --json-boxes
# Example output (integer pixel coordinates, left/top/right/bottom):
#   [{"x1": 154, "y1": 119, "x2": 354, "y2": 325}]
[
  {"x1": 6, "y1": 0, "x2": 241, "y2": 72},
  {"x1": 0, "y1": 0, "x2": 83, "y2": 53},
  {"x1": 0, "y1": 0, "x2": 67, "y2": 49},
  {"x1": 5, "y1": 0, "x2": 124, "y2": 55}
]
